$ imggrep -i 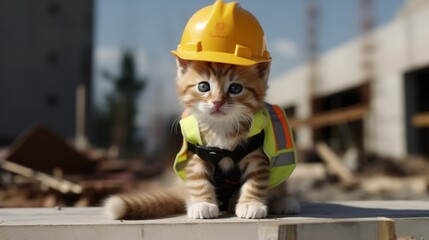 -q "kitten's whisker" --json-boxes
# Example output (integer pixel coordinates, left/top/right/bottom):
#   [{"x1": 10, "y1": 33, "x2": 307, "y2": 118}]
[
  {"x1": 170, "y1": 114, "x2": 182, "y2": 134},
  {"x1": 233, "y1": 115, "x2": 241, "y2": 138}
]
